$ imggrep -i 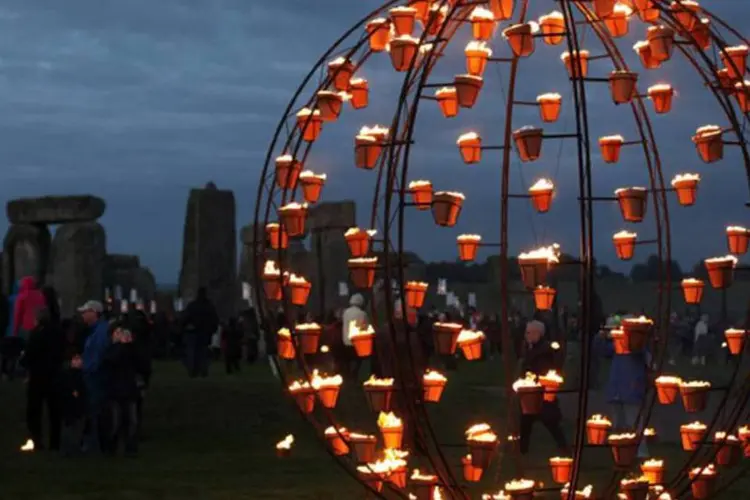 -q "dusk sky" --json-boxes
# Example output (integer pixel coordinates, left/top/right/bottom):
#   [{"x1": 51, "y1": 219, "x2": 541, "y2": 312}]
[{"x1": 0, "y1": 0, "x2": 748, "y2": 284}]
